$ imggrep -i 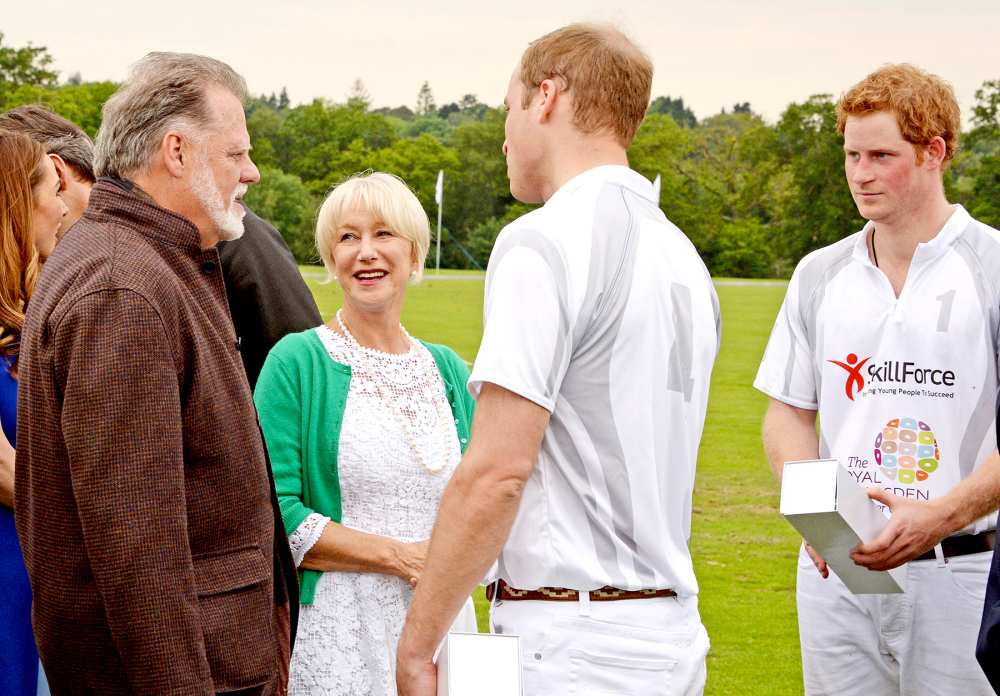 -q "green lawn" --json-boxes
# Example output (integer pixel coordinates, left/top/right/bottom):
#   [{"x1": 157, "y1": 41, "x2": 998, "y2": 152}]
[{"x1": 303, "y1": 271, "x2": 802, "y2": 695}]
